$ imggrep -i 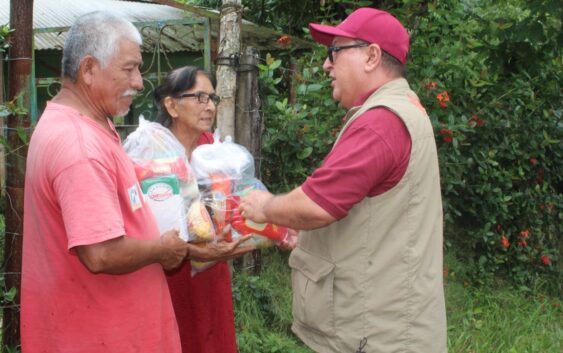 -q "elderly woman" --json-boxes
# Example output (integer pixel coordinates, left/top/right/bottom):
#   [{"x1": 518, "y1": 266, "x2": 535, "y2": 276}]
[{"x1": 153, "y1": 66, "x2": 252, "y2": 353}]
